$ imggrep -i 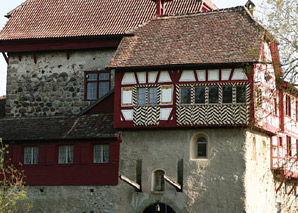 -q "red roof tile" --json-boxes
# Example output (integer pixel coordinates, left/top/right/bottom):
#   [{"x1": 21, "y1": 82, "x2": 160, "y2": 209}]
[
  {"x1": 0, "y1": 0, "x2": 216, "y2": 40},
  {"x1": 108, "y1": 7, "x2": 265, "y2": 68}
]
